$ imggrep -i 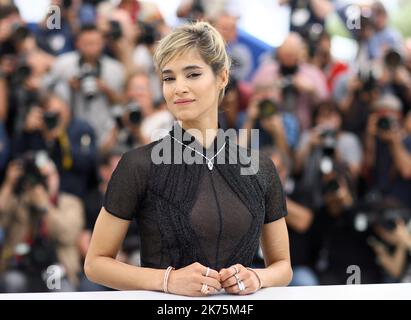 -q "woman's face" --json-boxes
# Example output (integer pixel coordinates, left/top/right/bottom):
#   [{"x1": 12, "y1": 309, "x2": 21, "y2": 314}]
[{"x1": 161, "y1": 49, "x2": 227, "y2": 123}]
